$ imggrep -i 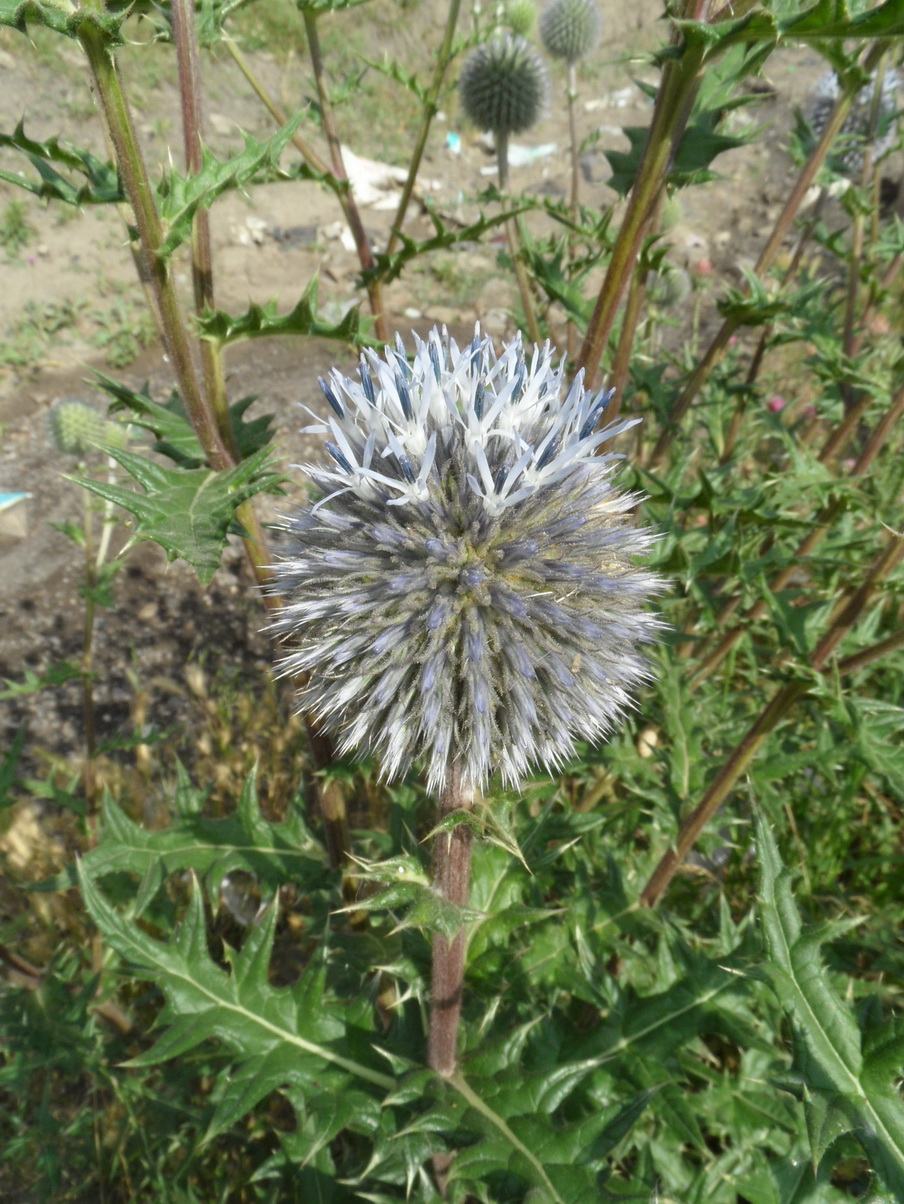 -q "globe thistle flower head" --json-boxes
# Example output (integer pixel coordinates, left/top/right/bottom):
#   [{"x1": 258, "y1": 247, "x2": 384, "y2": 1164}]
[
  {"x1": 807, "y1": 68, "x2": 901, "y2": 178},
  {"x1": 539, "y1": 0, "x2": 602, "y2": 64},
  {"x1": 49, "y1": 401, "x2": 128, "y2": 457},
  {"x1": 459, "y1": 35, "x2": 548, "y2": 136},
  {"x1": 272, "y1": 327, "x2": 664, "y2": 793}
]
